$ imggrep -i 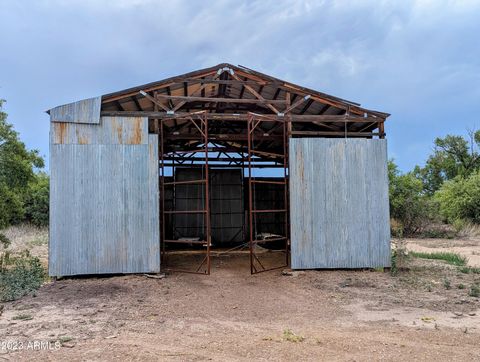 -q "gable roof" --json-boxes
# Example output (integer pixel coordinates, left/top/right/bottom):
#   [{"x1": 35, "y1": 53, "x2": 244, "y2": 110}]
[{"x1": 100, "y1": 63, "x2": 389, "y2": 119}]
